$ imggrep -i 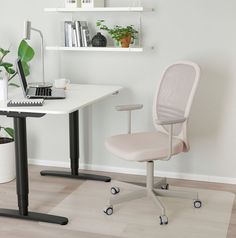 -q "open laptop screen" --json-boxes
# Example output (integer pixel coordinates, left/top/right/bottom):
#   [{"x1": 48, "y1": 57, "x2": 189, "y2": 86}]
[{"x1": 16, "y1": 58, "x2": 28, "y2": 95}]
